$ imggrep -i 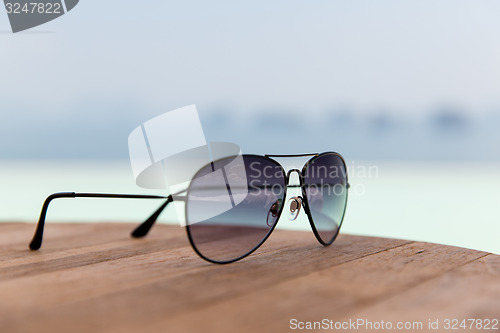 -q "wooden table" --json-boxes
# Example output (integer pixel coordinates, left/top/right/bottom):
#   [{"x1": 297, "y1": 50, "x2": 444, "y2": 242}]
[{"x1": 1, "y1": 223, "x2": 499, "y2": 333}]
